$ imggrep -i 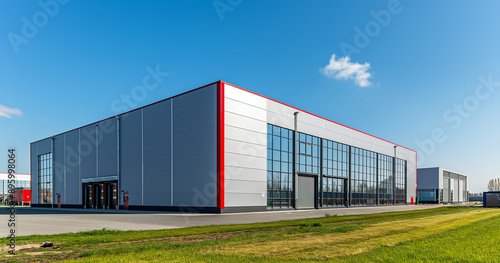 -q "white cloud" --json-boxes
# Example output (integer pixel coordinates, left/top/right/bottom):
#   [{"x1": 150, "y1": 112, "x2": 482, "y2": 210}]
[
  {"x1": 0, "y1": 105, "x2": 23, "y2": 118},
  {"x1": 321, "y1": 54, "x2": 373, "y2": 87}
]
